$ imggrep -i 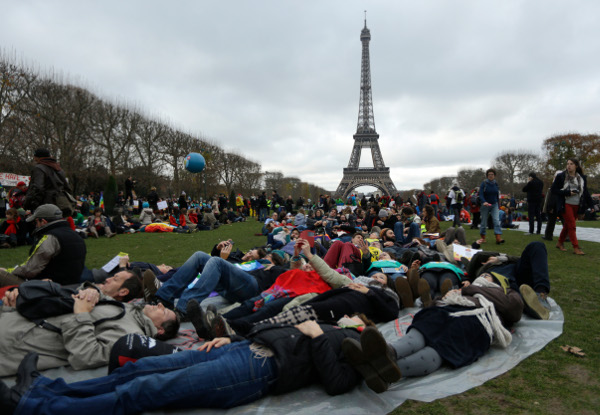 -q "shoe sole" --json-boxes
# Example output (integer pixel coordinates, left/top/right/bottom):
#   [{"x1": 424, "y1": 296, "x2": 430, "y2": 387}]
[
  {"x1": 361, "y1": 328, "x2": 401, "y2": 384},
  {"x1": 520, "y1": 284, "x2": 550, "y2": 320},
  {"x1": 186, "y1": 300, "x2": 210, "y2": 339},
  {"x1": 440, "y1": 279, "x2": 453, "y2": 297},
  {"x1": 342, "y1": 339, "x2": 388, "y2": 393},
  {"x1": 407, "y1": 269, "x2": 419, "y2": 302},
  {"x1": 418, "y1": 279, "x2": 432, "y2": 307},
  {"x1": 395, "y1": 277, "x2": 414, "y2": 308},
  {"x1": 142, "y1": 271, "x2": 159, "y2": 303}
]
